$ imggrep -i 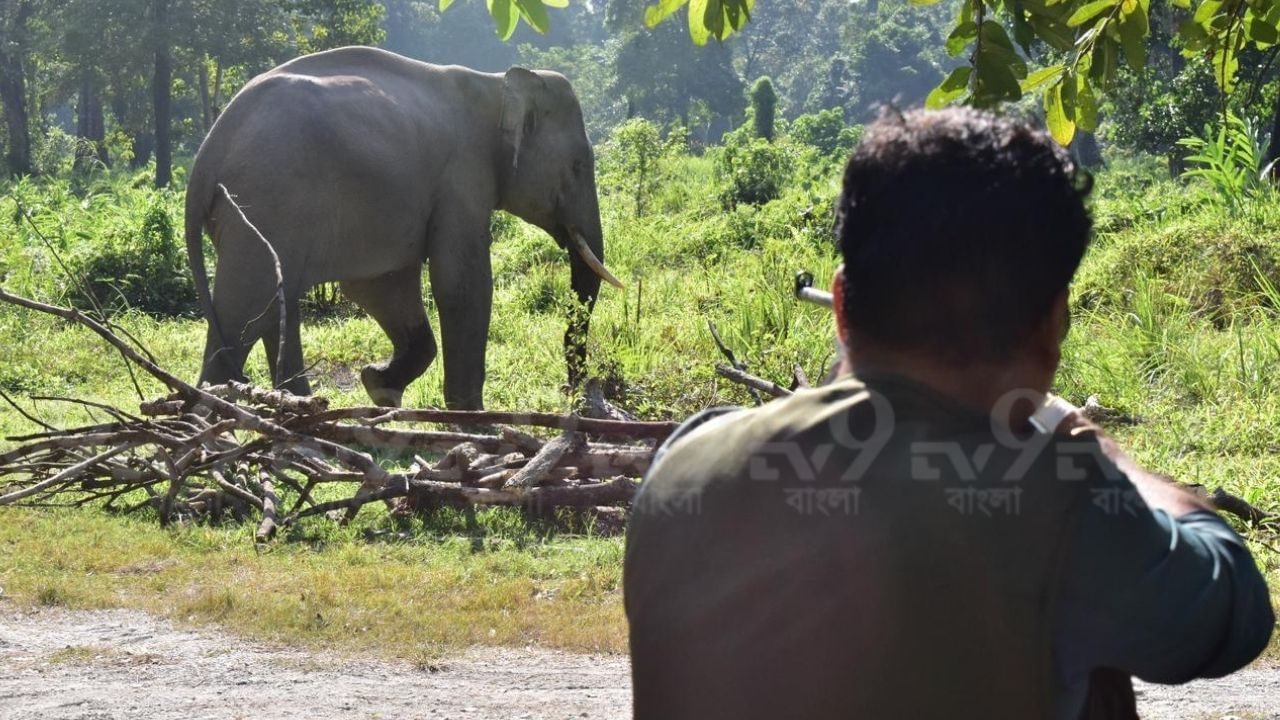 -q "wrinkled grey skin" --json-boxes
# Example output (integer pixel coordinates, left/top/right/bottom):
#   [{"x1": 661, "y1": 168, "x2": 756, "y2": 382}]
[{"x1": 184, "y1": 46, "x2": 615, "y2": 410}]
